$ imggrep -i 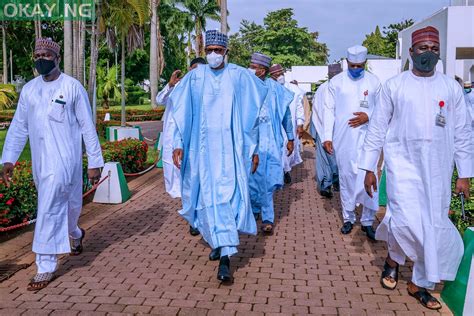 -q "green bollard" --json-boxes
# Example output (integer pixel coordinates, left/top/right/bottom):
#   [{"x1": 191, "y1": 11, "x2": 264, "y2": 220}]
[{"x1": 441, "y1": 228, "x2": 474, "y2": 316}]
